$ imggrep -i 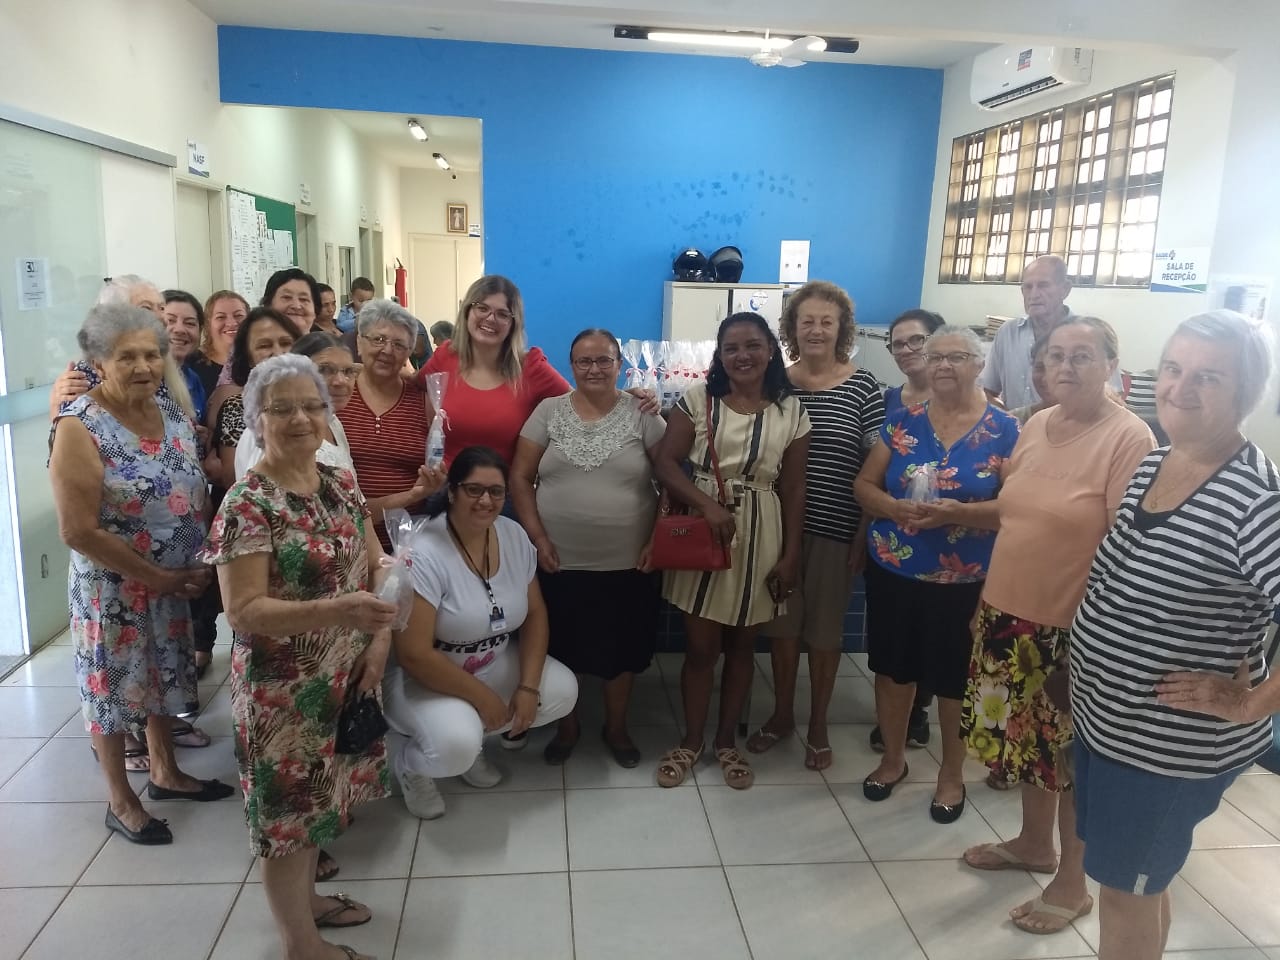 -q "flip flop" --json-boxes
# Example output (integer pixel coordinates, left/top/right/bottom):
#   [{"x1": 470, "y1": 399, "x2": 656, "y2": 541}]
[
  {"x1": 745, "y1": 727, "x2": 789, "y2": 754},
  {"x1": 336, "y1": 945, "x2": 372, "y2": 960},
  {"x1": 802, "y1": 740, "x2": 833, "y2": 771},
  {"x1": 313, "y1": 893, "x2": 371, "y2": 929},
  {"x1": 316, "y1": 849, "x2": 340, "y2": 882},
  {"x1": 1010, "y1": 894, "x2": 1094, "y2": 934},
  {"x1": 963, "y1": 842, "x2": 1058, "y2": 874}
]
